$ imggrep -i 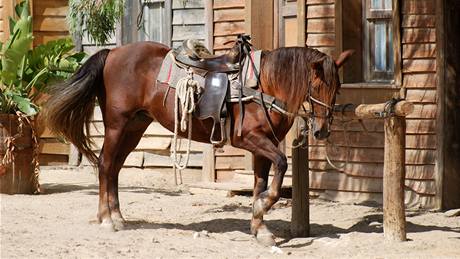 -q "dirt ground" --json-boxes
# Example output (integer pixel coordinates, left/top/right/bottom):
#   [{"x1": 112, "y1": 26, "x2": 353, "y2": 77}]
[{"x1": 1, "y1": 166, "x2": 460, "y2": 259}]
